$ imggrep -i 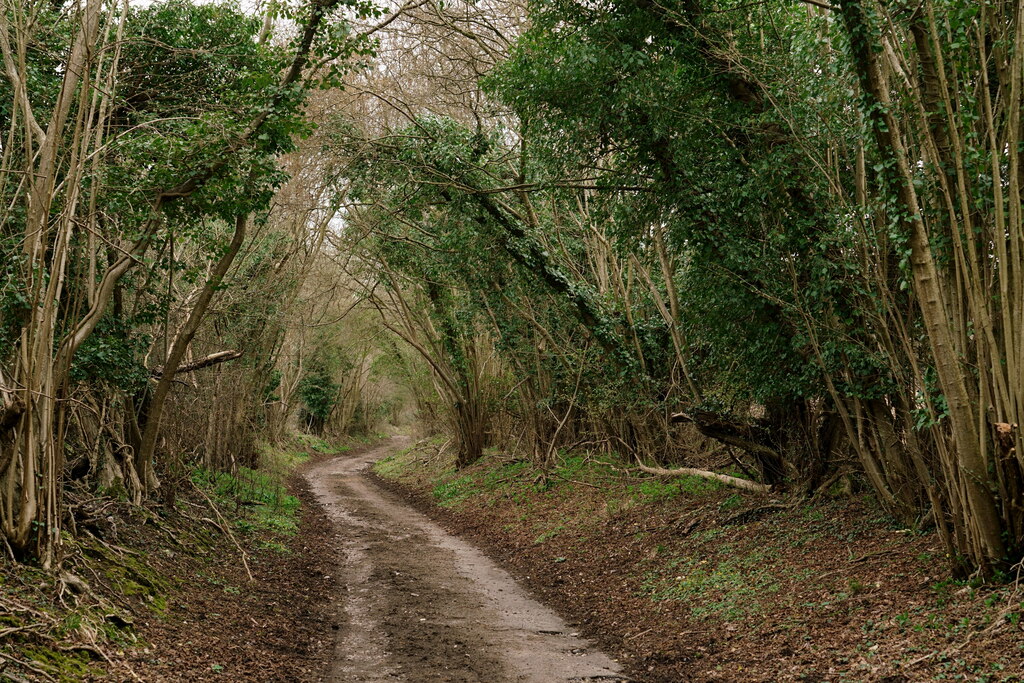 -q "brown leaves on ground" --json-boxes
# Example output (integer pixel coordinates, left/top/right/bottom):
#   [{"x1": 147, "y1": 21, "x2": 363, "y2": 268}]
[
  {"x1": 99, "y1": 475, "x2": 340, "y2": 682},
  {"x1": 373, "y1": 454, "x2": 1024, "y2": 683}
]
